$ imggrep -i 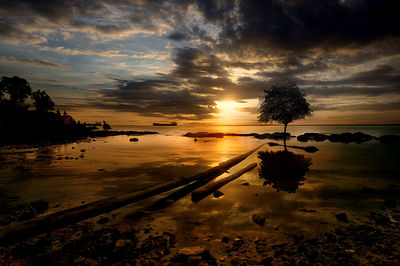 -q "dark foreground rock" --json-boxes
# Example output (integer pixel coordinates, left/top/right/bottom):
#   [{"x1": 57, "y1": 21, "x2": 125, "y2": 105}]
[{"x1": 1, "y1": 207, "x2": 400, "y2": 265}]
